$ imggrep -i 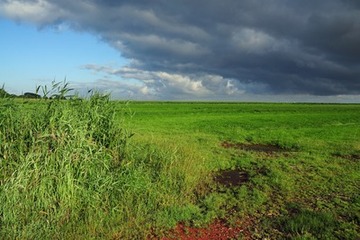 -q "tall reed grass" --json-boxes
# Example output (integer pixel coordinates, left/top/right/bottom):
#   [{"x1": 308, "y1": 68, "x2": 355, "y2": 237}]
[{"x1": 0, "y1": 82, "x2": 206, "y2": 239}]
